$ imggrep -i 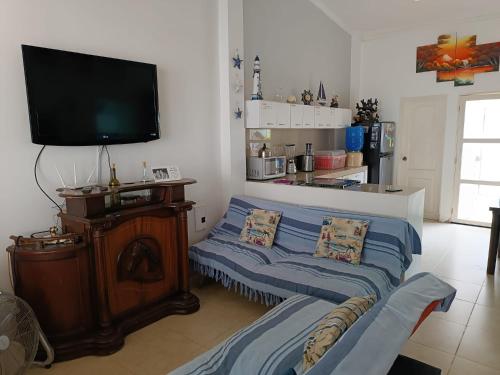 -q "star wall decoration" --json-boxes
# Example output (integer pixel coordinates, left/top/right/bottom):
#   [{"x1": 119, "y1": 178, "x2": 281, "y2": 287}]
[
  {"x1": 232, "y1": 50, "x2": 243, "y2": 69},
  {"x1": 234, "y1": 106, "x2": 243, "y2": 119}
]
